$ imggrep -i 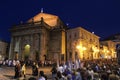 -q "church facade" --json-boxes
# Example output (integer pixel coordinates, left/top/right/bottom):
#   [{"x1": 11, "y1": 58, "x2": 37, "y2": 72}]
[
  {"x1": 9, "y1": 12, "x2": 117, "y2": 62},
  {"x1": 9, "y1": 12, "x2": 67, "y2": 62}
]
